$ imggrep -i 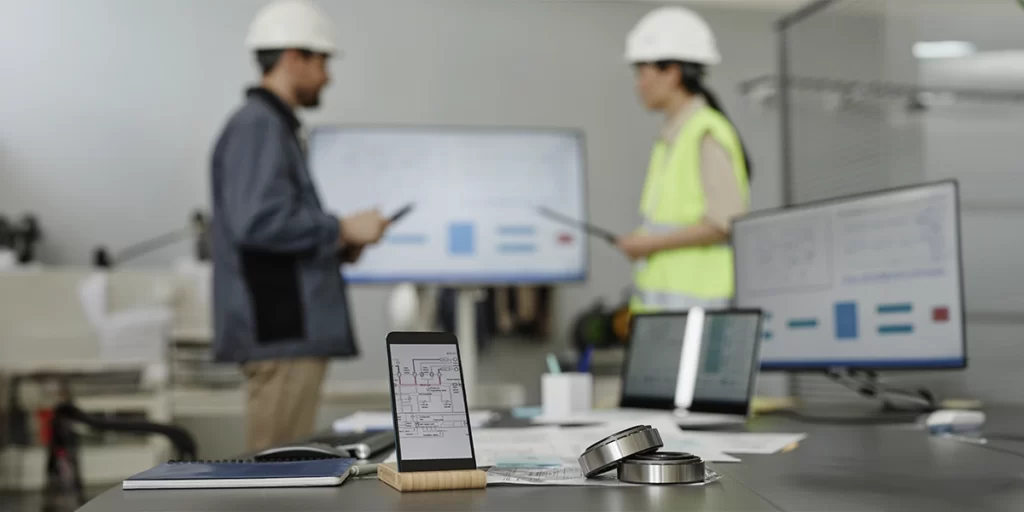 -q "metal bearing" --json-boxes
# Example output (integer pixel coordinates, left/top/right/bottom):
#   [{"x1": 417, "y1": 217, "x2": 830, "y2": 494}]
[
  {"x1": 617, "y1": 452, "x2": 705, "y2": 484},
  {"x1": 578, "y1": 425, "x2": 663, "y2": 477}
]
